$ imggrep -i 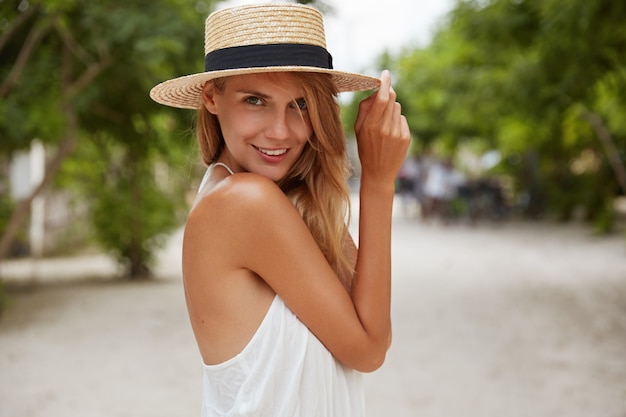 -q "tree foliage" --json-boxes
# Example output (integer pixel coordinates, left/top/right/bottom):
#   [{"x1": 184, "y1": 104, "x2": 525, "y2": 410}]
[
  {"x1": 0, "y1": 0, "x2": 214, "y2": 276},
  {"x1": 382, "y1": 0, "x2": 626, "y2": 228}
]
